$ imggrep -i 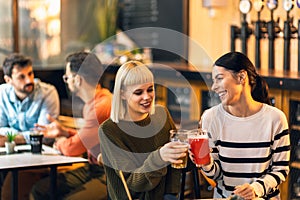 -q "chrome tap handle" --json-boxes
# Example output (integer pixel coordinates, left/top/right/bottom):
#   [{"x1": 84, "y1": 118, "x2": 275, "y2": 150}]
[
  {"x1": 283, "y1": 0, "x2": 294, "y2": 12},
  {"x1": 266, "y1": 0, "x2": 278, "y2": 10},
  {"x1": 253, "y1": 0, "x2": 264, "y2": 12},
  {"x1": 239, "y1": 0, "x2": 252, "y2": 14}
]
